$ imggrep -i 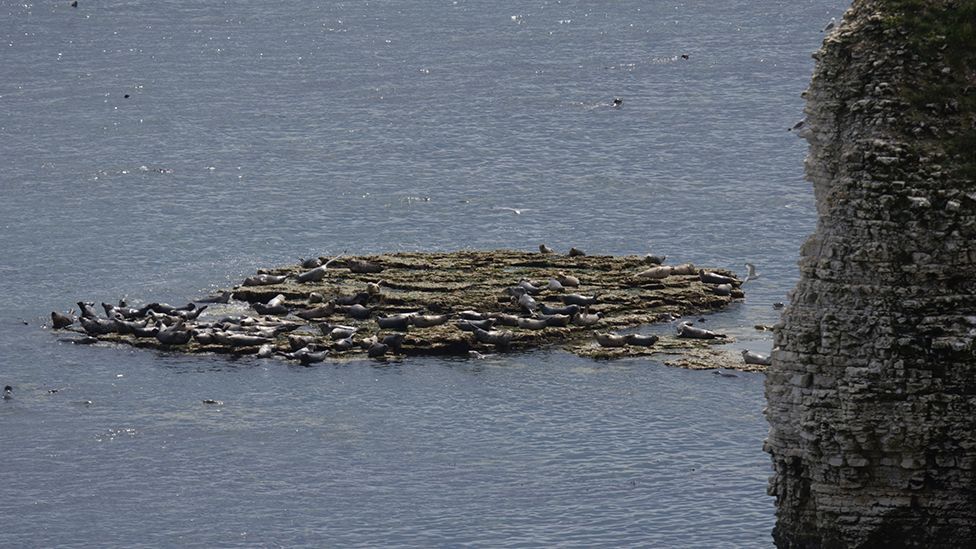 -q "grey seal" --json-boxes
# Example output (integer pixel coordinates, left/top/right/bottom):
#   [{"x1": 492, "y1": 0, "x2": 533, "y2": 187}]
[
  {"x1": 573, "y1": 312, "x2": 603, "y2": 326},
  {"x1": 547, "y1": 278, "x2": 564, "y2": 292},
  {"x1": 243, "y1": 274, "x2": 288, "y2": 286},
  {"x1": 298, "y1": 349, "x2": 330, "y2": 365},
  {"x1": 517, "y1": 279, "x2": 545, "y2": 295},
  {"x1": 554, "y1": 273, "x2": 580, "y2": 287},
  {"x1": 459, "y1": 310, "x2": 490, "y2": 321},
  {"x1": 742, "y1": 349, "x2": 772, "y2": 366},
  {"x1": 300, "y1": 257, "x2": 323, "y2": 269},
  {"x1": 80, "y1": 316, "x2": 117, "y2": 336},
  {"x1": 699, "y1": 270, "x2": 736, "y2": 285},
  {"x1": 335, "y1": 292, "x2": 370, "y2": 306},
  {"x1": 568, "y1": 247, "x2": 586, "y2": 257},
  {"x1": 367, "y1": 341, "x2": 389, "y2": 358},
  {"x1": 77, "y1": 301, "x2": 100, "y2": 319},
  {"x1": 348, "y1": 259, "x2": 383, "y2": 274},
  {"x1": 457, "y1": 318, "x2": 495, "y2": 332},
  {"x1": 196, "y1": 290, "x2": 232, "y2": 304},
  {"x1": 288, "y1": 335, "x2": 318, "y2": 352},
  {"x1": 635, "y1": 266, "x2": 671, "y2": 279},
  {"x1": 51, "y1": 311, "x2": 76, "y2": 329},
  {"x1": 256, "y1": 344, "x2": 275, "y2": 358},
  {"x1": 516, "y1": 317, "x2": 548, "y2": 330},
  {"x1": 712, "y1": 284, "x2": 733, "y2": 297},
  {"x1": 376, "y1": 314, "x2": 410, "y2": 331},
  {"x1": 595, "y1": 333, "x2": 627, "y2": 347},
  {"x1": 308, "y1": 292, "x2": 326, "y2": 304},
  {"x1": 539, "y1": 244, "x2": 554, "y2": 254},
  {"x1": 156, "y1": 319, "x2": 192, "y2": 345},
  {"x1": 489, "y1": 313, "x2": 520, "y2": 327},
  {"x1": 410, "y1": 314, "x2": 449, "y2": 328},
  {"x1": 253, "y1": 294, "x2": 289, "y2": 316},
  {"x1": 294, "y1": 303, "x2": 336, "y2": 320},
  {"x1": 669, "y1": 263, "x2": 696, "y2": 276},
  {"x1": 214, "y1": 332, "x2": 273, "y2": 347},
  {"x1": 676, "y1": 322, "x2": 726, "y2": 340},
  {"x1": 540, "y1": 314, "x2": 571, "y2": 327},
  {"x1": 562, "y1": 293, "x2": 597, "y2": 307},
  {"x1": 472, "y1": 327, "x2": 513, "y2": 347},
  {"x1": 341, "y1": 304, "x2": 371, "y2": 320},
  {"x1": 295, "y1": 266, "x2": 327, "y2": 283},
  {"x1": 625, "y1": 334, "x2": 659, "y2": 346},
  {"x1": 539, "y1": 303, "x2": 579, "y2": 316},
  {"x1": 333, "y1": 337, "x2": 356, "y2": 351},
  {"x1": 381, "y1": 333, "x2": 405, "y2": 354},
  {"x1": 517, "y1": 293, "x2": 539, "y2": 313},
  {"x1": 643, "y1": 254, "x2": 667, "y2": 265}
]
